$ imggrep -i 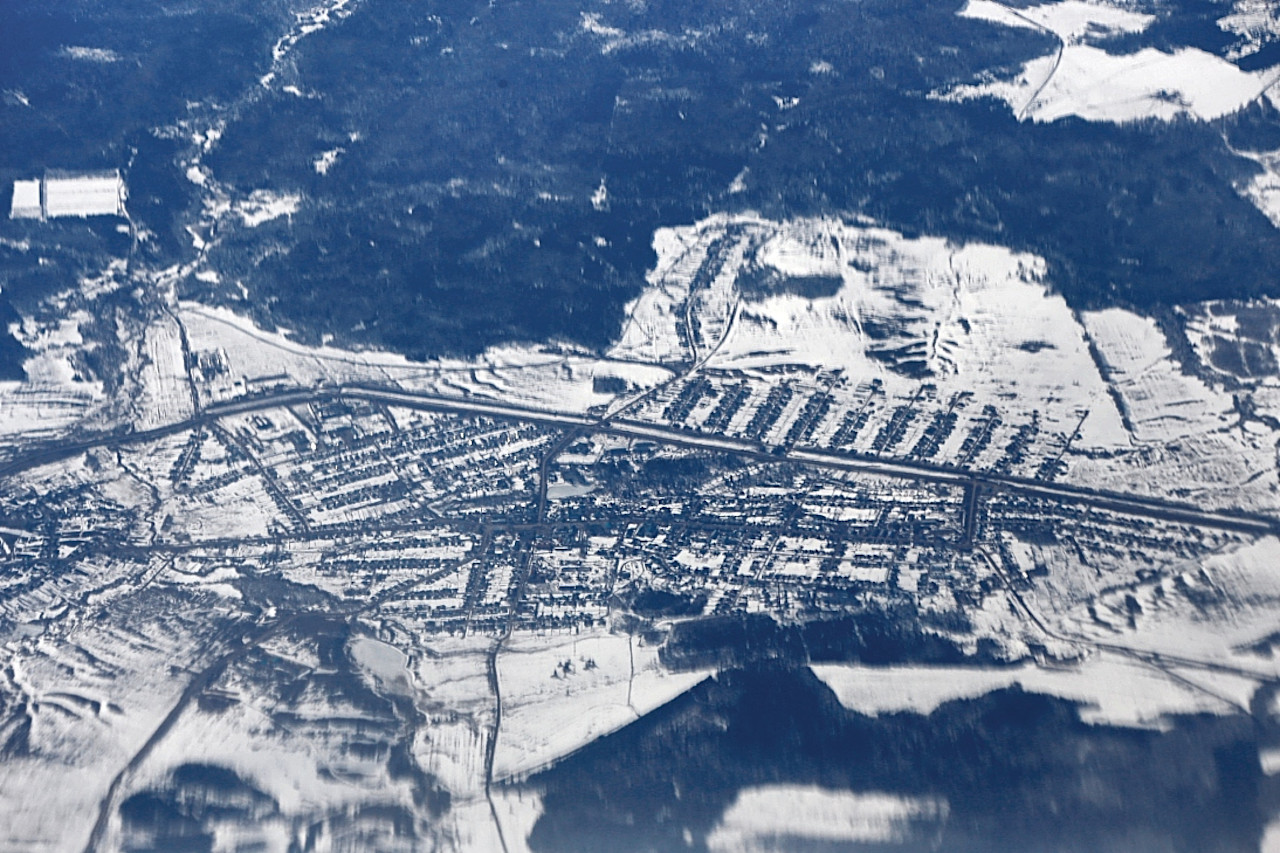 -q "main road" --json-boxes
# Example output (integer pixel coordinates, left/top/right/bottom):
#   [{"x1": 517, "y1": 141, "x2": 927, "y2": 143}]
[{"x1": 2, "y1": 381, "x2": 1277, "y2": 538}]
